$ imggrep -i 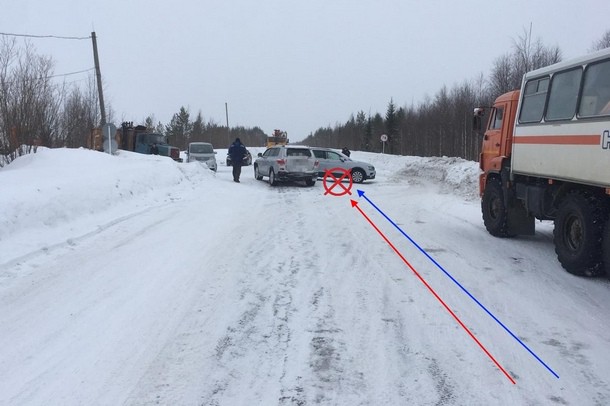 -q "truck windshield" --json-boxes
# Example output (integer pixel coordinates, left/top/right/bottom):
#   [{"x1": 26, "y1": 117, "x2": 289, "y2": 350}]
[
  {"x1": 144, "y1": 134, "x2": 166, "y2": 145},
  {"x1": 190, "y1": 144, "x2": 213, "y2": 153}
]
